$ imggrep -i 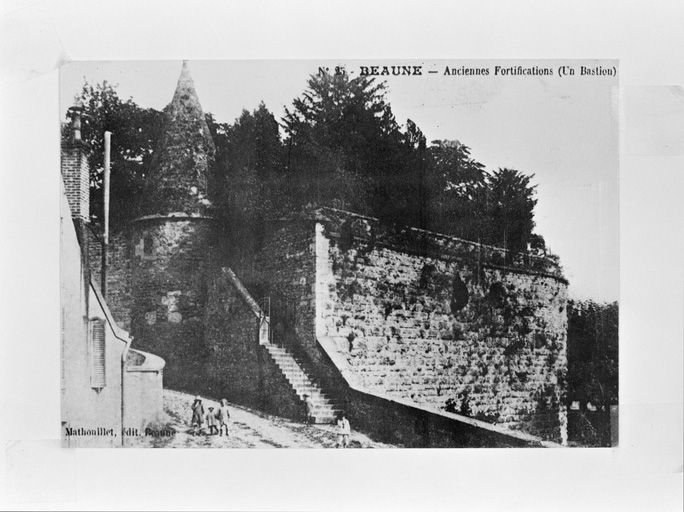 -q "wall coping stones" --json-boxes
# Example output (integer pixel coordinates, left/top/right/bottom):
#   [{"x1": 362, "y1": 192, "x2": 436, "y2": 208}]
[
  {"x1": 132, "y1": 213, "x2": 215, "y2": 224},
  {"x1": 126, "y1": 349, "x2": 166, "y2": 373},
  {"x1": 271, "y1": 206, "x2": 565, "y2": 281},
  {"x1": 483, "y1": 262, "x2": 569, "y2": 285}
]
